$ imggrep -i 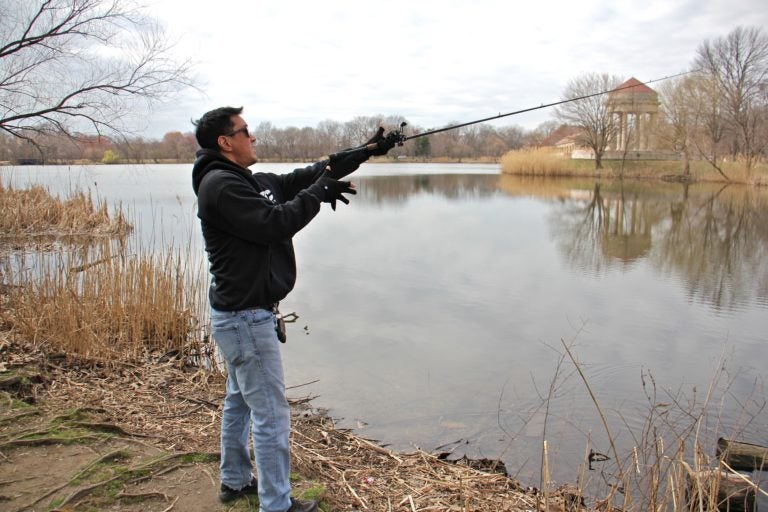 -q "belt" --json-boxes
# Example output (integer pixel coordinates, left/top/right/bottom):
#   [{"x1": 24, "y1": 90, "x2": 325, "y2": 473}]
[{"x1": 256, "y1": 303, "x2": 279, "y2": 312}]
